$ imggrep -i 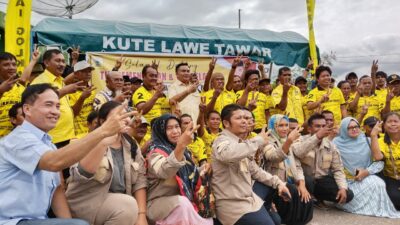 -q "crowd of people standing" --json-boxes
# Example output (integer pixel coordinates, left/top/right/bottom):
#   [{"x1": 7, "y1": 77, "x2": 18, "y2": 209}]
[{"x1": 0, "y1": 47, "x2": 400, "y2": 225}]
